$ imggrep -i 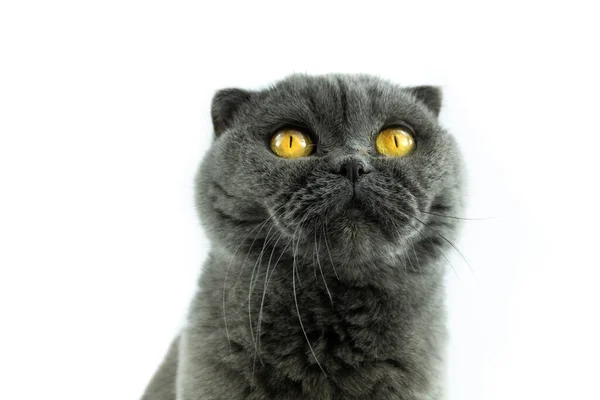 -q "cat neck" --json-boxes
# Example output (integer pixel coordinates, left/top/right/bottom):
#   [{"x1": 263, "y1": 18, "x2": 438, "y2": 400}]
[
  {"x1": 198, "y1": 249, "x2": 445, "y2": 395},
  {"x1": 205, "y1": 245, "x2": 445, "y2": 336}
]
